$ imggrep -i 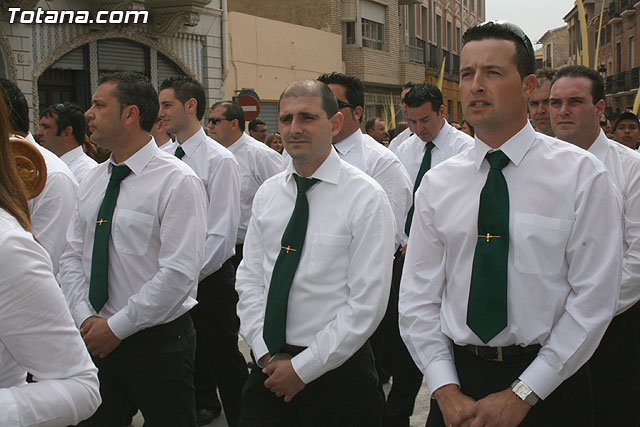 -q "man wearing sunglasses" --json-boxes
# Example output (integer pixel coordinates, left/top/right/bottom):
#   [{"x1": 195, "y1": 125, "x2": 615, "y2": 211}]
[
  {"x1": 158, "y1": 76, "x2": 245, "y2": 427},
  {"x1": 399, "y1": 21, "x2": 622, "y2": 426},
  {"x1": 37, "y1": 102, "x2": 97, "y2": 184}
]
